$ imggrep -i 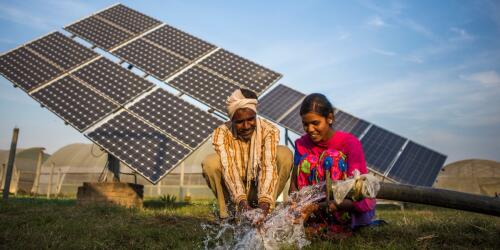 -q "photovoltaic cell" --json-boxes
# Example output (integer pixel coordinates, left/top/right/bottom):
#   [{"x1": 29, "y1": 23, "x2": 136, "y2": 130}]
[
  {"x1": 168, "y1": 66, "x2": 239, "y2": 113},
  {"x1": 97, "y1": 4, "x2": 161, "y2": 35},
  {"x1": 113, "y1": 39, "x2": 189, "y2": 80},
  {"x1": 86, "y1": 111, "x2": 191, "y2": 183},
  {"x1": 388, "y1": 141, "x2": 447, "y2": 186},
  {"x1": 144, "y1": 24, "x2": 216, "y2": 61},
  {"x1": 199, "y1": 49, "x2": 281, "y2": 94},
  {"x1": 128, "y1": 88, "x2": 222, "y2": 149},
  {"x1": 333, "y1": 110, "x2": 370, "y2": 138},
  {"x1": 65, "y1": 16, "x2": 133, "y2": 50},
  {"x1": 360, "y1": 125, "x2": 407, "y2": 174},
  {"x1": 72, "y1": 57, "x2": 154, "y2": 105},
  {"x1": 31, "y1": 76, "x2": 117, "y2": 131},
  {"x1": 0, "y1": 47, "x2": 62, "y2": 92},
  {"x1": 26, "y1": 32, "x2": 98, "y2": 71},
  {"x1": 279, "y1": 105, "x2": 303, "y2": 135},
  {"x1": 258, "y1": 84, "x2": 304, "y2": 122}
]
